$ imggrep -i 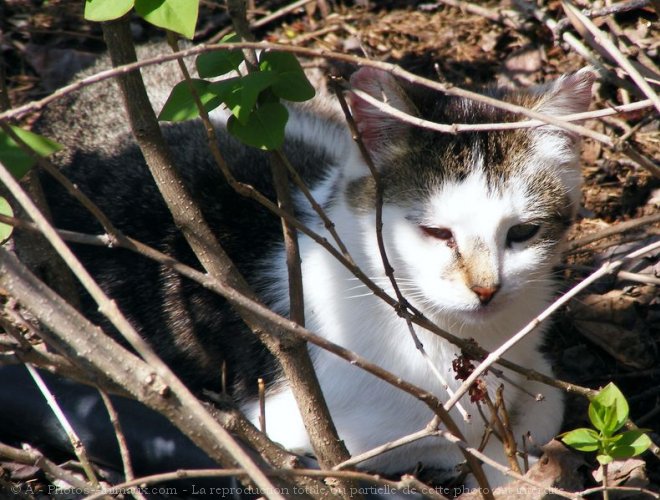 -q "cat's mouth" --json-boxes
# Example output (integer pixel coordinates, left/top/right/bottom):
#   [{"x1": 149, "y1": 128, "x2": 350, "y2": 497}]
[{"x1": 456, "y1": 299, "x2": 504, "y2": 321}]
